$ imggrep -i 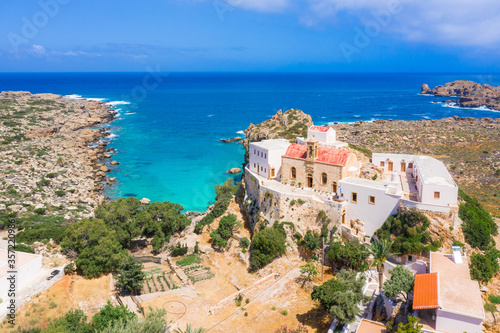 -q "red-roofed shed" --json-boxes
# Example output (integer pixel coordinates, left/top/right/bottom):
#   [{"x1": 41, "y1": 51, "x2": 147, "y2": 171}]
[{"x1": 413, "y1": 272, "x2": 440, "y2": 310}]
